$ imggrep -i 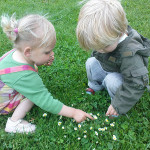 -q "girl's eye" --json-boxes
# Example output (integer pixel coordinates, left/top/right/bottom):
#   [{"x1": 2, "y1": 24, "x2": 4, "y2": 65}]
[{"x1": 45, "y1": 52, "x2": 50, "y2": 55}]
